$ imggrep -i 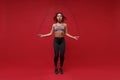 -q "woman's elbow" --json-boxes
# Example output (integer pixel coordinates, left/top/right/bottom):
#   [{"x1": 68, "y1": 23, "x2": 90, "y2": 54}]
[
  {"x1": 65, "y1": 33, "x2": 68, "y2": 36},
  {"x1": 49, "y1": 32, "x2": 53, "y2": 36}
]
